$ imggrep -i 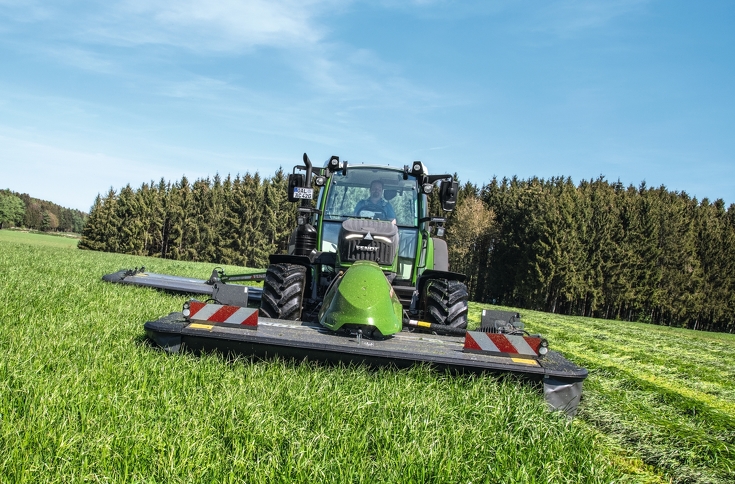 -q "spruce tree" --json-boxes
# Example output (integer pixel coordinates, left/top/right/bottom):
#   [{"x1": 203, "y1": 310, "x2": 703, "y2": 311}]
[{"x1": 79, "y1": 195, "x2": 105, "y2": 251}]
